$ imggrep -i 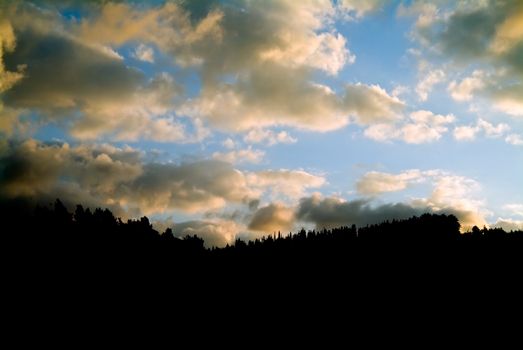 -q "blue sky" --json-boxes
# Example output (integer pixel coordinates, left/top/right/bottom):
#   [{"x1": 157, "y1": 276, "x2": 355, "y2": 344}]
[{"x1": 1, "y1": 0, "x2": 522, "y2": 246}]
